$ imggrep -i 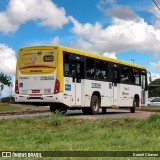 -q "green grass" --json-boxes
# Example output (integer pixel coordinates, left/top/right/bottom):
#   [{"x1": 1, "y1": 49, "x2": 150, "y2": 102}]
[
  {"x1": 0, "y1": 113, "x2": 160, "y2": 160},
  {"x1": 0, "y1": 104, "x2": 19, "y2": 112}
]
